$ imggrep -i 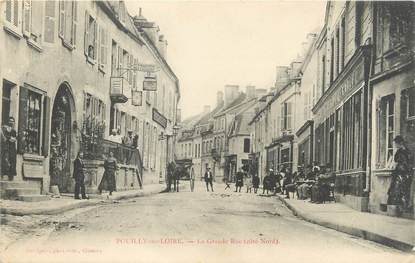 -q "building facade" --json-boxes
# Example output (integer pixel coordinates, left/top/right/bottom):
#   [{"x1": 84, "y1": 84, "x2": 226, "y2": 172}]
[{"x1": 0, "y1": 0, "x2": 179, "y2": 197}]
